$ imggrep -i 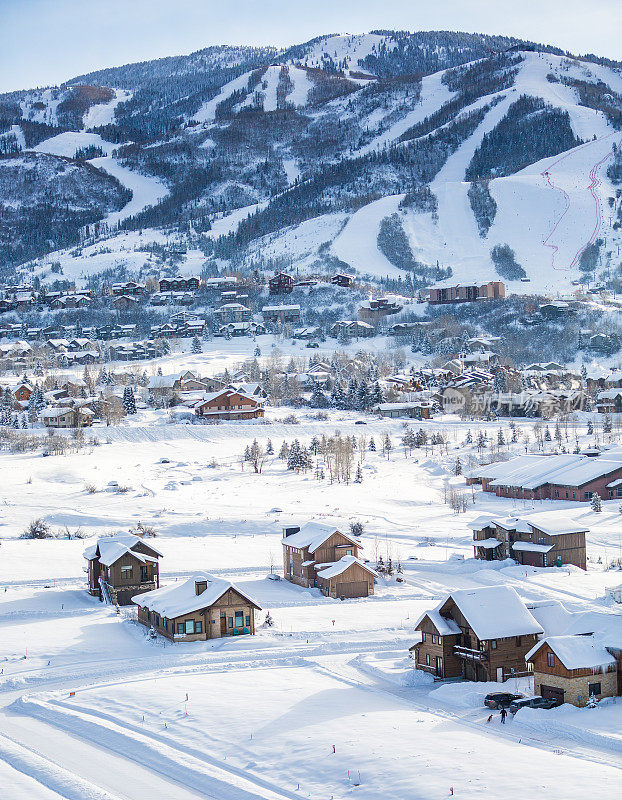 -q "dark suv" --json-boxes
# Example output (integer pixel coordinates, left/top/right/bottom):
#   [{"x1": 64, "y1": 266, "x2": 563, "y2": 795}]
[
  {"x1": 509, "y1": 696, "x2": 559, "y2": 714},
  {"x1": 484, "y1": 692, "x2": 524, "y2": 709}
]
